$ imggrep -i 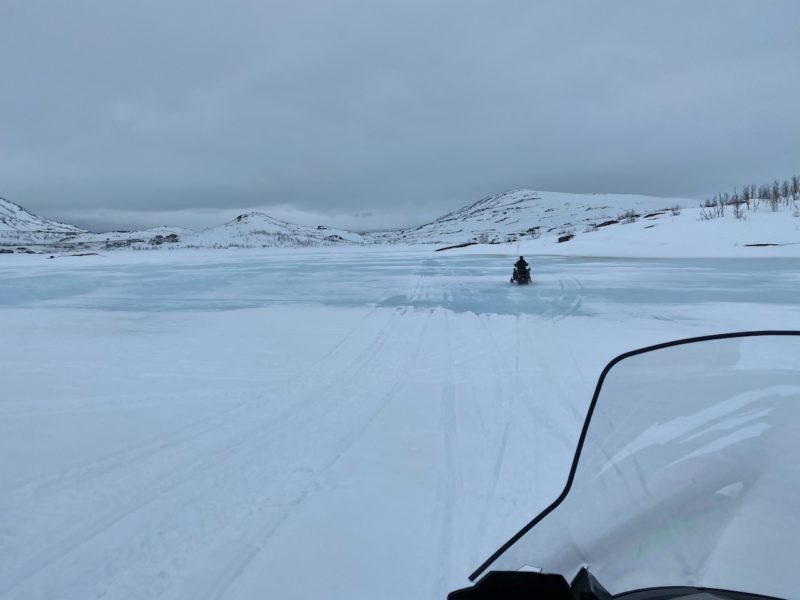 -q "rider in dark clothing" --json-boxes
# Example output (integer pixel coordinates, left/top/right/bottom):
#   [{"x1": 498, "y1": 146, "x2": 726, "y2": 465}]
[{"x1": 512, "y1": 256, "x2": 530, "y2": 282}]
